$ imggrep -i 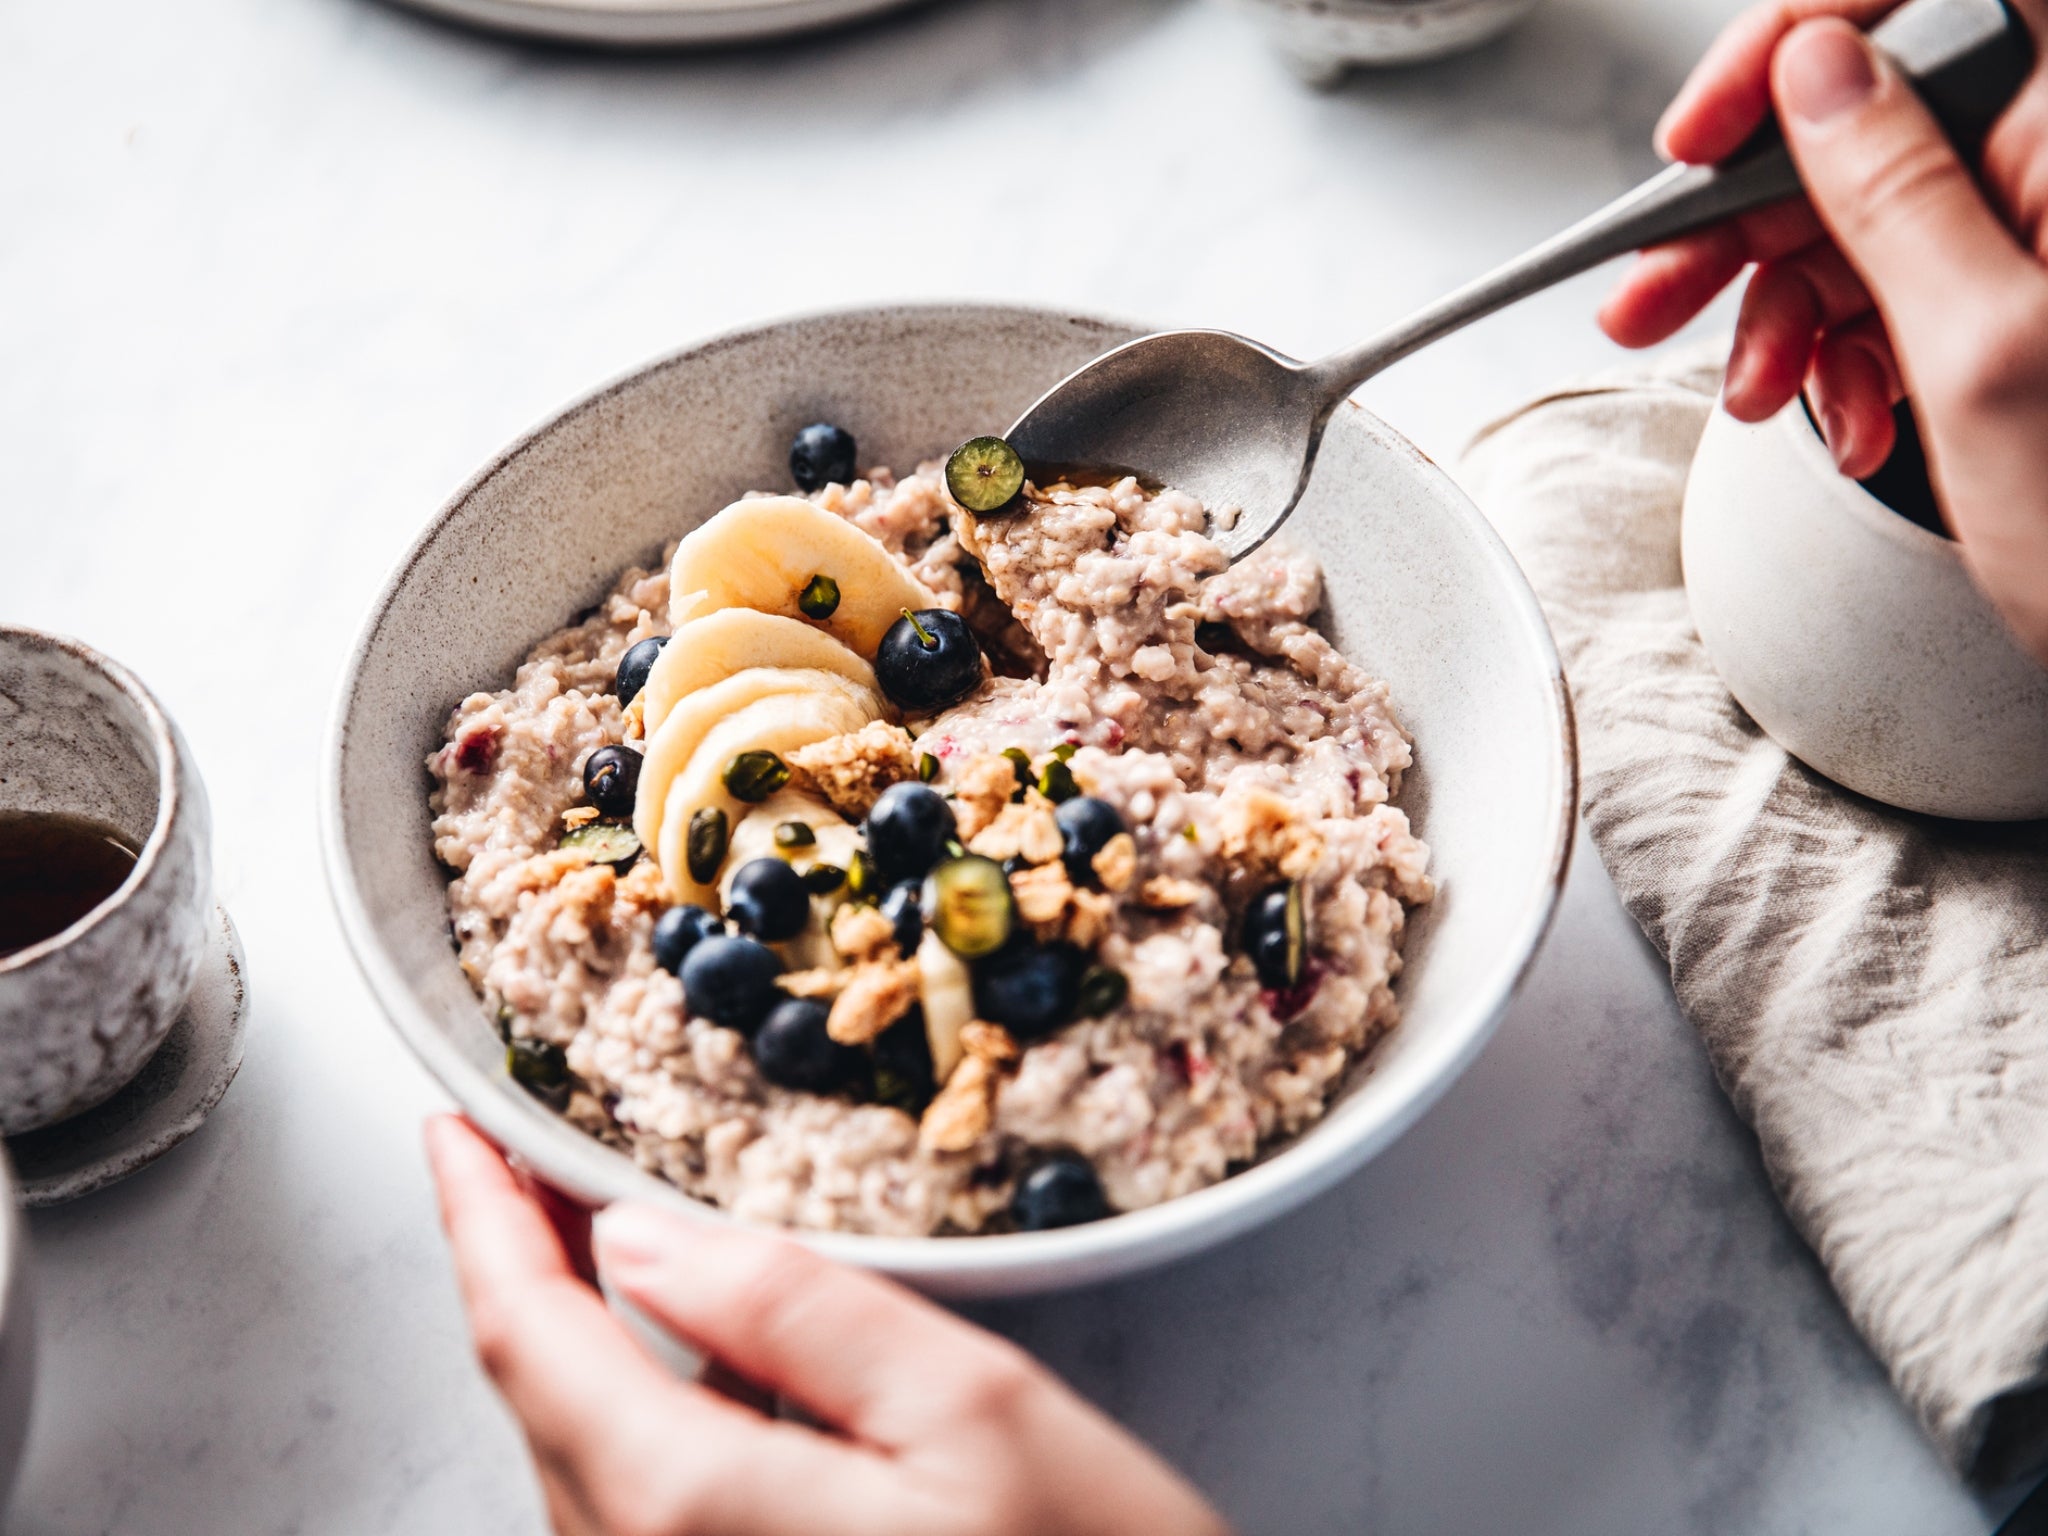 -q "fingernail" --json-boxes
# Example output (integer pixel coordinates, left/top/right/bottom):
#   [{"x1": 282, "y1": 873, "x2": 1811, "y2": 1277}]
[
  {"x1": 1821, "y1": 404, "x2": 1855, "y2": 468},
  {"x1": 1781, "y1": 25, "x2": 1876, "y2": 125},
  {"x1": 1724, "y1": 338, "x2": 1754, "y2": 405},
  {"x1": 593, "y1": 1203, "x2": 685, "y2": 1271}
]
